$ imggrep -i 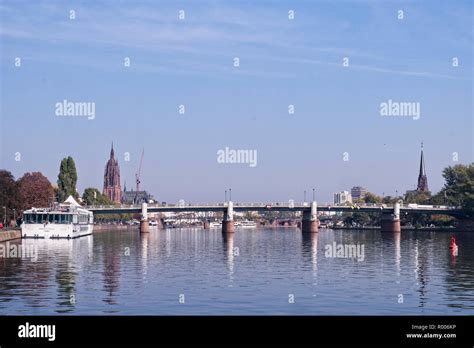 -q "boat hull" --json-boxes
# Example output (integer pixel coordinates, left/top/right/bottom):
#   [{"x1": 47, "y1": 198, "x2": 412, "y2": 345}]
[{"x1": 21, "y1": 223, "x2": 94, "y2": 239}]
